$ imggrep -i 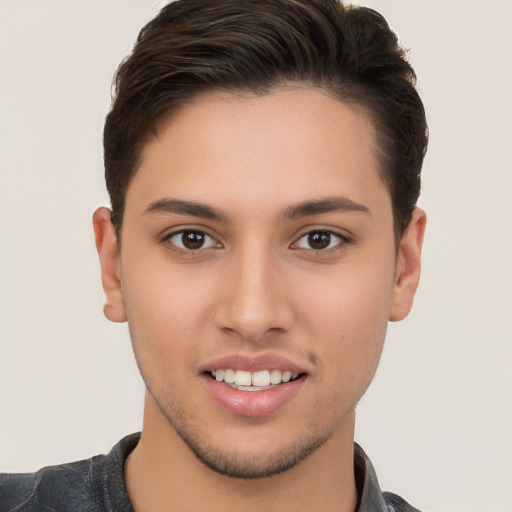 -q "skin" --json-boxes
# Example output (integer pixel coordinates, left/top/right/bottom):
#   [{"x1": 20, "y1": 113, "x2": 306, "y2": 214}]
[{"x1": 93, "y1": 88, "x2": 425, "y2": 512}]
